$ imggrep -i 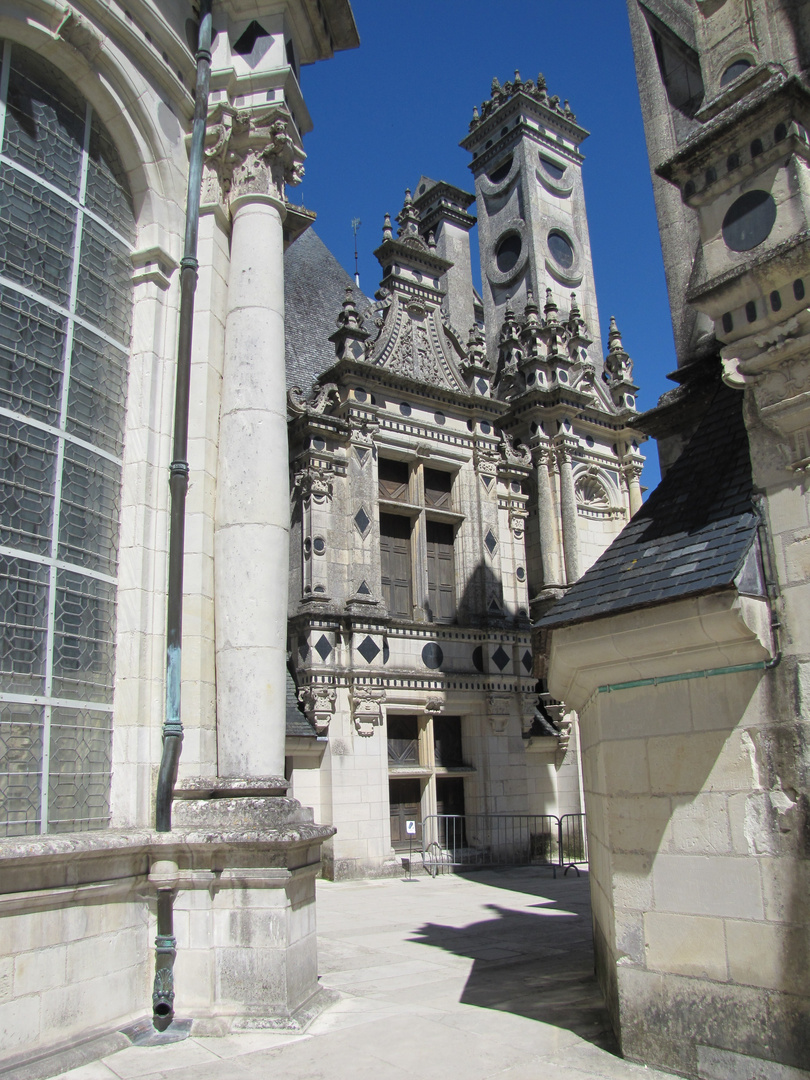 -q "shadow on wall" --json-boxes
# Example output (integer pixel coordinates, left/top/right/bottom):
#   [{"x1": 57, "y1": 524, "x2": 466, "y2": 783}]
[{"x1": 409, "y1": 870, "x2": 618, "y2": 1053}]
